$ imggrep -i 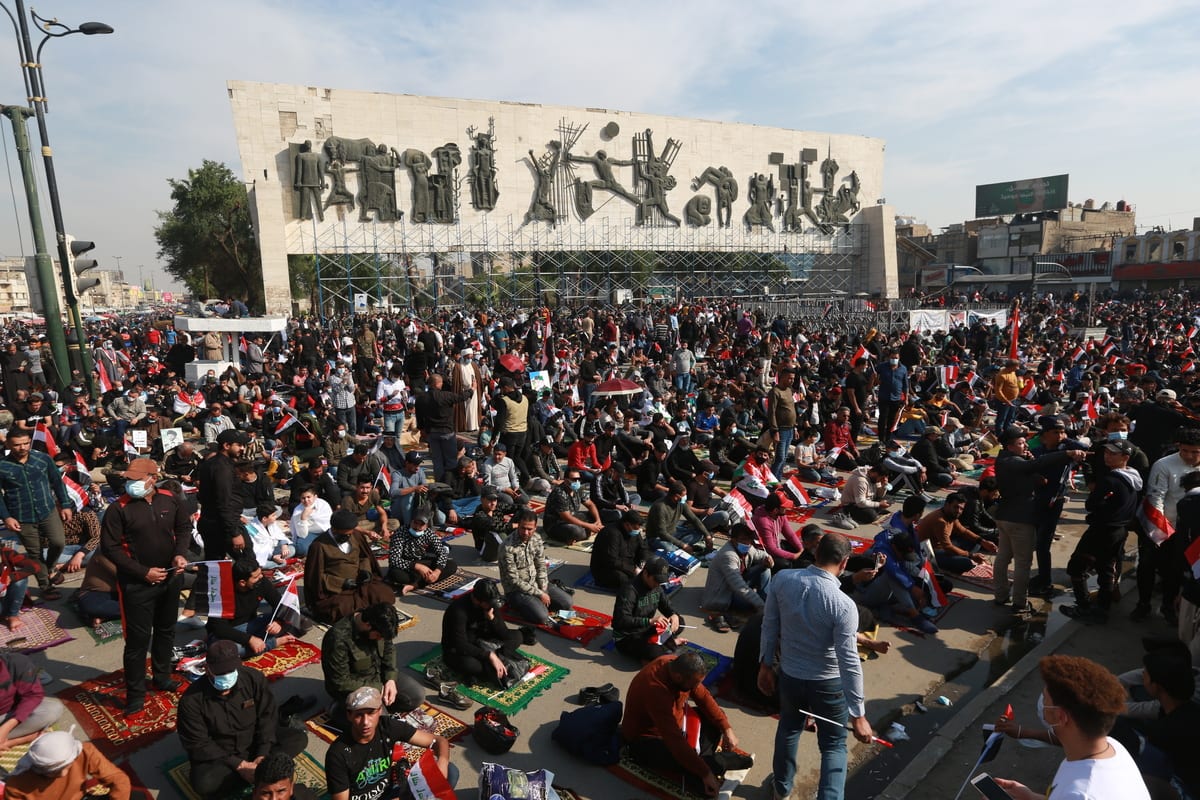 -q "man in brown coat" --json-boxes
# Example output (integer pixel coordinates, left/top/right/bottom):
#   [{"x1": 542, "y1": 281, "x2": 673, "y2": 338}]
[{"x1": 302, "y1": 509, "x2": 394, "y2": 623}]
